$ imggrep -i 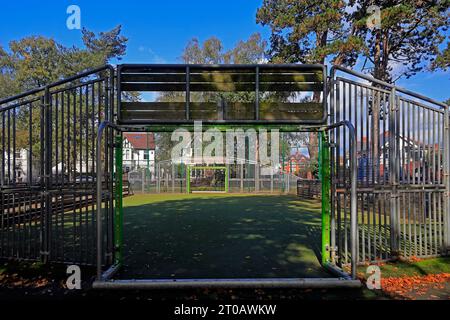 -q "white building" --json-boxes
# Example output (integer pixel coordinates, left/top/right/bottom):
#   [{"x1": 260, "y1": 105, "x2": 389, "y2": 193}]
[
  {"x1": 2, "y1": 149, "x2": 30, "y2": 183},
  {"x1": 123, "y1": 133, "x2": 155, "y2": 175}
]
